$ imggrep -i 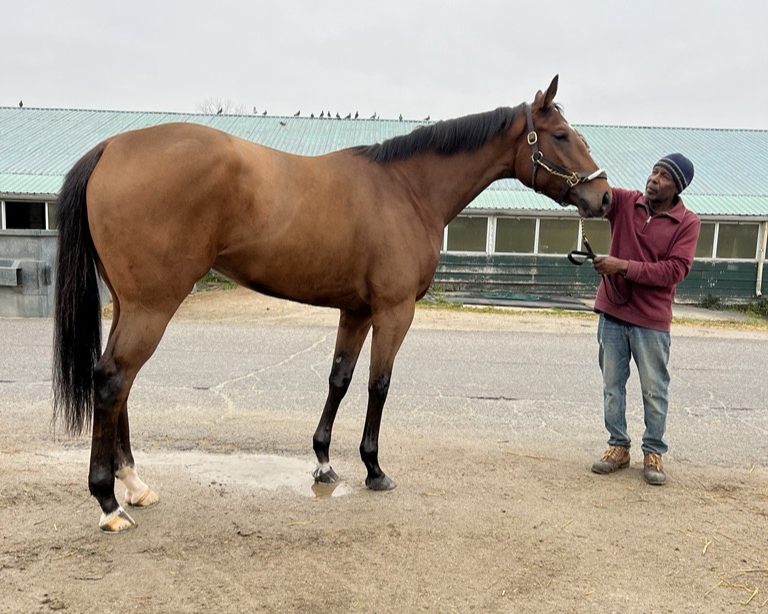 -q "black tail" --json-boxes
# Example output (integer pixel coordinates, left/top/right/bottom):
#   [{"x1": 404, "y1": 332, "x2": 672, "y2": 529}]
[{"x1": 53, "y1": 144, "x2": 106, "y2": 435}]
